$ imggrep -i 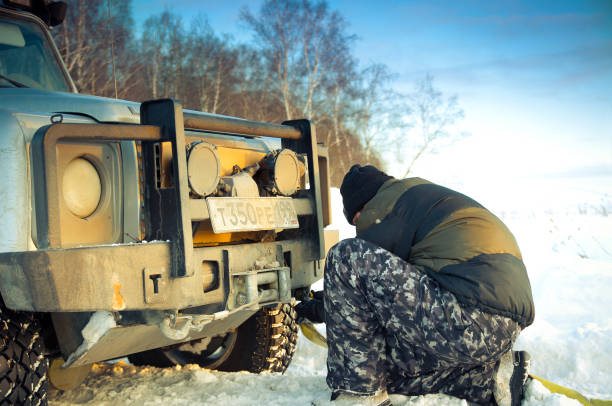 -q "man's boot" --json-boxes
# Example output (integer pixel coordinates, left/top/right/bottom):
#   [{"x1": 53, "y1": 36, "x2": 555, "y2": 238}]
[
  {"x1": 330, "y1": 390, "x2": 392, "y2": 406},
  {"x1": 493, "y1": 350, "x2": 531, "y2": 406}
]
